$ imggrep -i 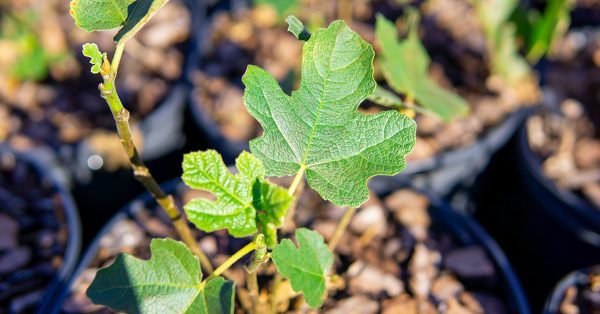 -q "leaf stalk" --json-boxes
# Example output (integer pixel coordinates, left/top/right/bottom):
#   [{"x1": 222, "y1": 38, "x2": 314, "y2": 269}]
[
  {"x1": 205, "y1": 240, "x2": 257, "y2": 282},
  {"x1": 328, "y1": 206, "x2": 357, "y2": 251},
  {"x1": 288, "y1": 165, "x2": 306, "y2": 196}
]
